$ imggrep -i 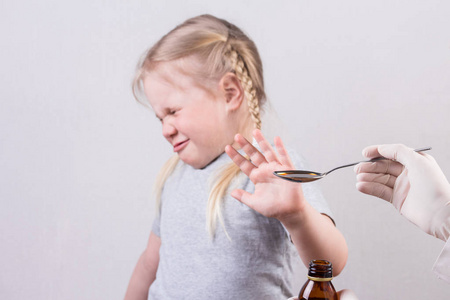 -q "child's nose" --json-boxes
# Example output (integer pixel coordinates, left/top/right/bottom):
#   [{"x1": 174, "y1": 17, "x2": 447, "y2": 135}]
[{"x1": 162, "y1": 121, "x2": 177, "y2": 139}]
